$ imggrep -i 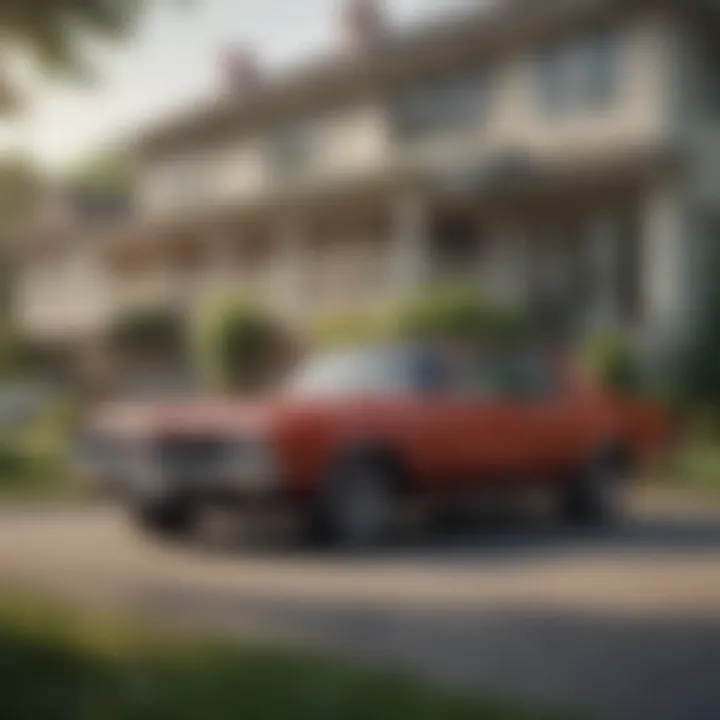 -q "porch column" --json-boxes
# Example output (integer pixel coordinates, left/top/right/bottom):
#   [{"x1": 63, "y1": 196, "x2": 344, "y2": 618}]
[
  {"x1": 483, "y1": 224, "x2": 528, "y2": 306},
  {"x1": 588, "y1": 214, "x2": 619, "y2": 330},
  {"x1": 391, "y1": 193, "x2": 430, "y2": 298},
  {"x1": 273, "y1": 222, "x2": 307, "y2": 322},
  {"x1": 641, "y1": 183, "x2": 689, "y2": 359},
  {"x1": 208, "y1": 232, "x2": 237, "y2": 286}
]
